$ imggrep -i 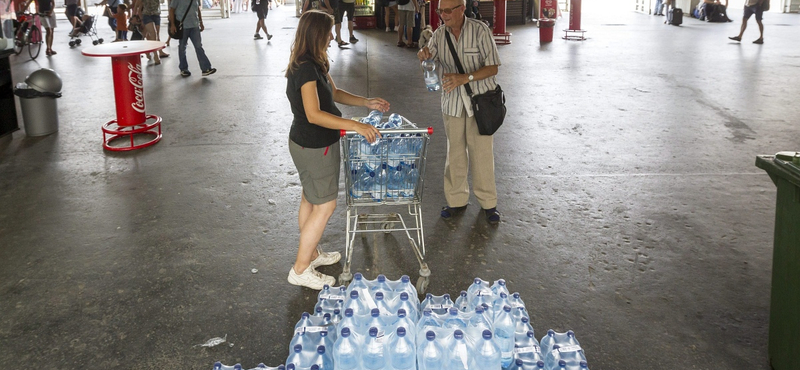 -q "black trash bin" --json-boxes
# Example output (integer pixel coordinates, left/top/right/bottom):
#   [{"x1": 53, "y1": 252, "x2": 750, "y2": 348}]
[{"x1": 13, "y1": 68, "x2": 62, "y2": 137}]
